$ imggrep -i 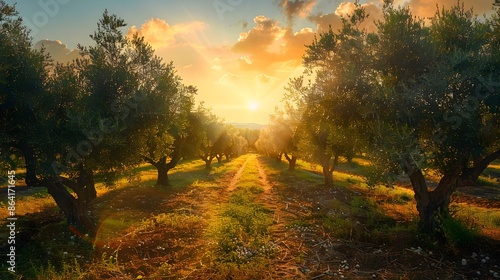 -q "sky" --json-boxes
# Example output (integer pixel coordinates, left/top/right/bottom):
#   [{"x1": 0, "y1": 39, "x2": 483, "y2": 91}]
[{"x1": 6, "y1": 0, "x2": 496, "y2": 124}]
